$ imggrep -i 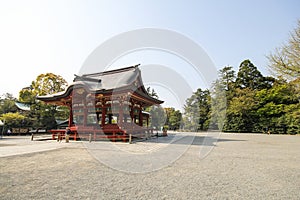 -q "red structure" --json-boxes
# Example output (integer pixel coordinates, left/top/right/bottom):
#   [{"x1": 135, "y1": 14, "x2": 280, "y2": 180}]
[{"x1": 37, "y1": 65, "x2": 163, "y2": 141}]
